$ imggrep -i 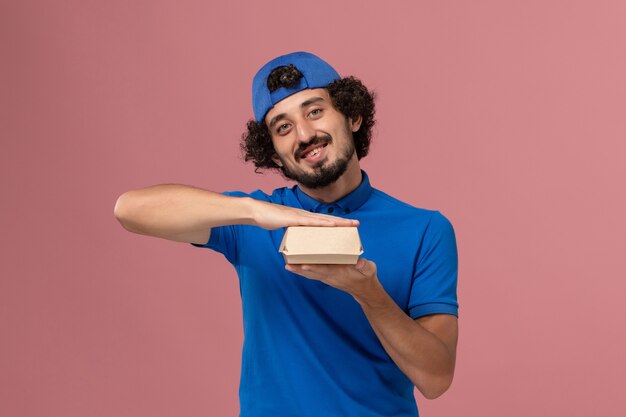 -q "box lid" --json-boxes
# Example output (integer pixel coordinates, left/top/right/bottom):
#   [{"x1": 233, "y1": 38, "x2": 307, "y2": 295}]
[{"x1": 279, "y1": 226, "x2": 363, "y2": 256}]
